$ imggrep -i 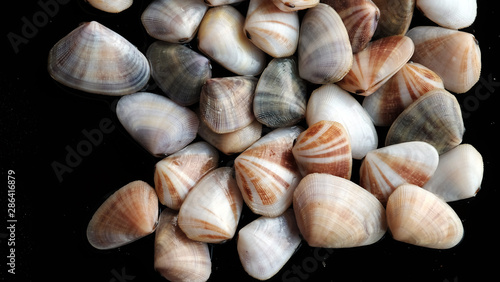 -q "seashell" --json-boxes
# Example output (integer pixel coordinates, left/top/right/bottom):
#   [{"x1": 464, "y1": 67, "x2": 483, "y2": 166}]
[
  {"x1": 141, "y1": 0, "x2": 208, "y2": 43},
  {"x1": 87, "y1": 0, "x2": 132, "y2": 13},
  {"x1": 272, "y1": 0, "x2": 319, "y2": 11},
  {"x1": 244, "y1": 0, "x2": 300, "y2": 58},
  {"x1": 298, "y1": 4, "x2": 353, "y2": 84},
  {"x1": 154, "y1": 209, "x2": 211, "y2": 281},
  {"x1": 146, "y1": 41, "x2": 212, "y2": 106},
  {"x1": 292, "y1": 120, "x2": 352, "y2": 179},
  {"x1": 199, "y1": 76, "x2": 258, "y2": 134},
  {"x1": 372, "y1": 0, "x2": 415, "y2": 39},
  {"x1": 234, "y1": 126, "x2": 303, "y2": 217},
  {"x1": 237, "y1": 209, "x2": 301, "y2": 280},
  {"x1": 359, "y1": 141, "x2": 439, "y2": 205},
  {"x1": 293, "y1": 173, "x2": 387, "y2": 248},
  {"x1": 385, "y1": 89, "x2": 464, "y2": 154},
  {"x1": 116, "y1": 92, "x2": 199, "y2": 157},
  {"x1": 198, "y1": 5, "x2": 267, "y2": 76},
  {"x1": 322, "y1": 0, "x2": 380, "y2": 53},
  {"x1": 154, "y1": 142, "x2": 219, "y2": 210},
  {"x1": 423, "y1": 144, "x2": 484, "y2": 202},
  {"x1": 406, "y1": 26, "x2": 481, "y2": 94},
  {"x1": 47, "y1": 21, "x2": 150, "y2": 96},
  {"x1": 87, "y1": 181, "x2": 159, "y2": 250},
  {"x1": 337, "y1": 35, "x2": 414, "y2": 96},
  {"x1": 253, "y1": 57, "x2": 307, "y2": 128},
  {"x1": 204, "y1": 0, "x2": 245, "y2": 6},
  {"x1": 306, "y1": 84, "x2": 378, "y2": 159},
  {"x1": 416, "y1": 0, "x2": 477, "y2": 29},
  {"x1": 362, "y1": 62, "x2": 444, "y2": 126},
  {"x1": 178, "y1": 167, "x2": 243, "y2": 243},
  {"x1": 198, "y1": 118, "x2": 262, "y2": 155},
  {"x1": 386, "y1": 184, "x2": 464, "y2": 249}
]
